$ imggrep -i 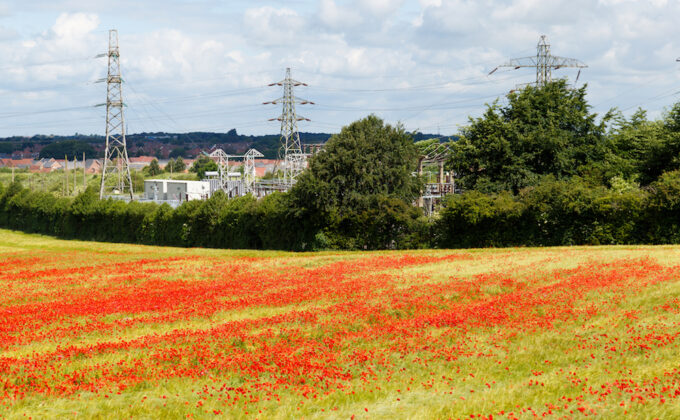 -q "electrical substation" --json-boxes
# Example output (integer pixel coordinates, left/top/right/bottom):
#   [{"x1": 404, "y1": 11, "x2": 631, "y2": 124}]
[{"x1": 95, "y1": 32, "x2": 586, "y2": 211}]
